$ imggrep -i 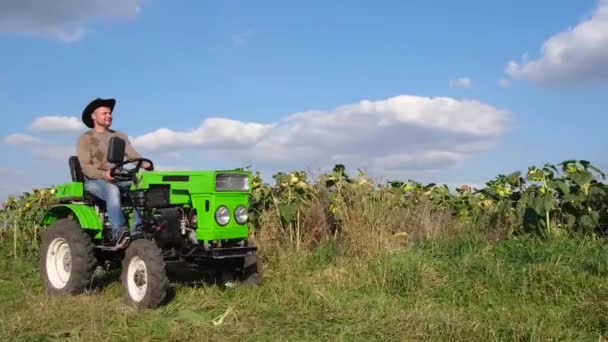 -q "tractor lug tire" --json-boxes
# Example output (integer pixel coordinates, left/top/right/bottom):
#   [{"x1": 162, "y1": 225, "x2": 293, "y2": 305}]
[
  {"x1": 40, "y1": 218, "x2": 97, "y2": 295},
  {"x1": 121, "y1": 239, "x2": 169, "y2": 309}
]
